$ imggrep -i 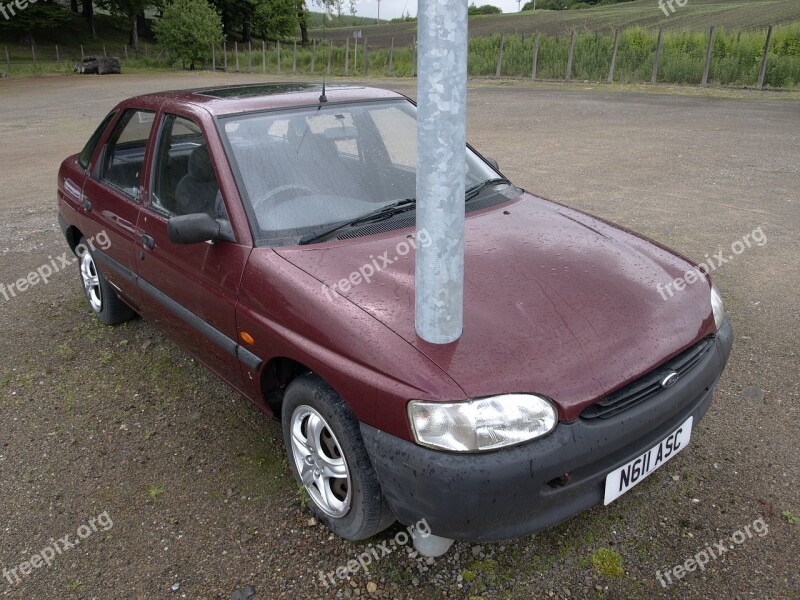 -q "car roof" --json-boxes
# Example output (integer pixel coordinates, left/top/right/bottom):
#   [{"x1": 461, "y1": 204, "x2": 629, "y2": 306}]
[{"x1": 129, "y1": 83, "x2": 407, "y2": 117}]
